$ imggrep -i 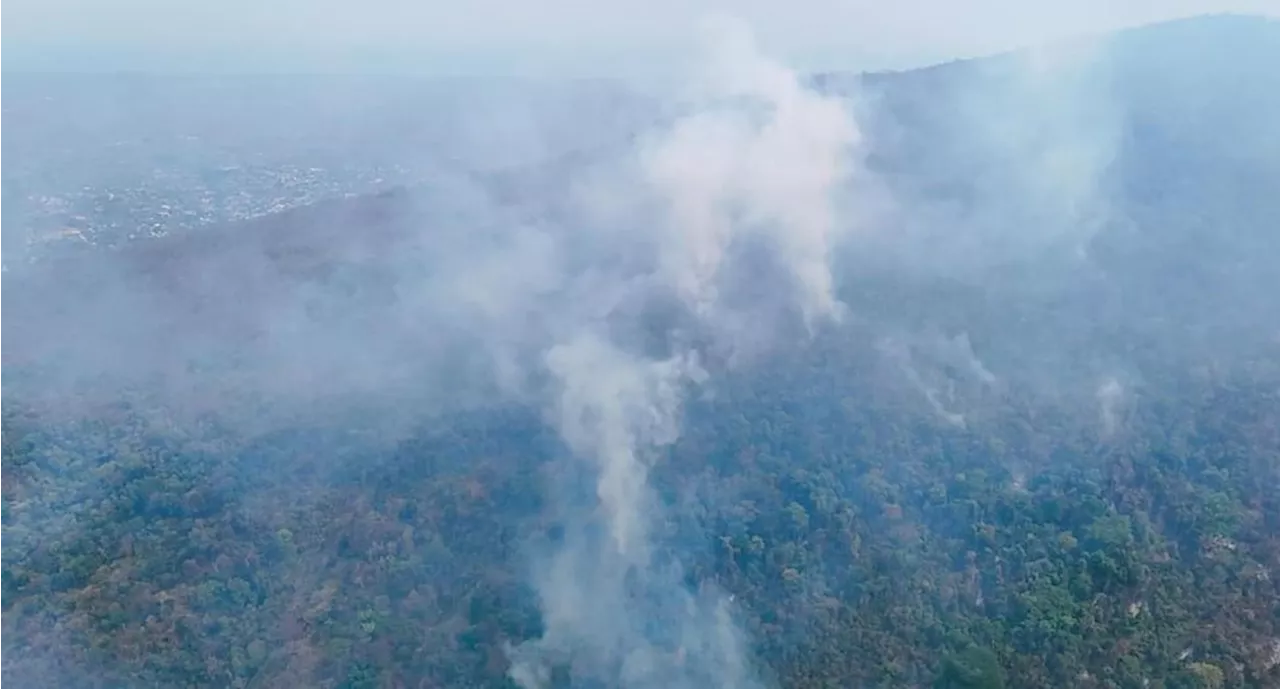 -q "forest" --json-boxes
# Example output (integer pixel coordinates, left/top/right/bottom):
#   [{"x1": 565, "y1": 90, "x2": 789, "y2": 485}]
[
  {"x1": 3, "y1": 326, "x2": 1279, "y2": 689},
  {"x1": 4, "y1": 13, "x2": 1280, "y2": 689}
]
